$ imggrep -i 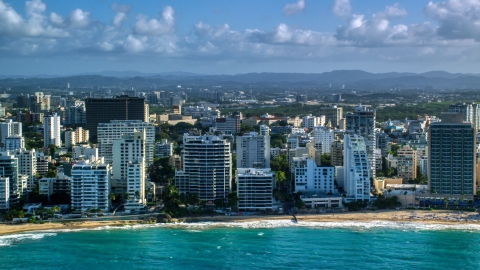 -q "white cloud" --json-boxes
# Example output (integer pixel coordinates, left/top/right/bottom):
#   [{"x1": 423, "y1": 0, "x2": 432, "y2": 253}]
[
  {"x1": 124, "y1": 34, "x2": 145, "y2": 52},
  {"x1": 25, "y1": 0, "x2": 45, "y2": 16},
  {"x1": 134, "y1": 6, "x2": 175, "y2": 35},
  {"x1": 282, "y1": 0, "x2": 305, "y2": 16},
  {"x1": 111, "y1": 3, "x2": 131, "y2": 27},
  {"x1": 333, "y1": 0, "x2": 351, "y2": 18},
  {"x1": 68, "y1": 9, "x2": 91, "y2": 29}
]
